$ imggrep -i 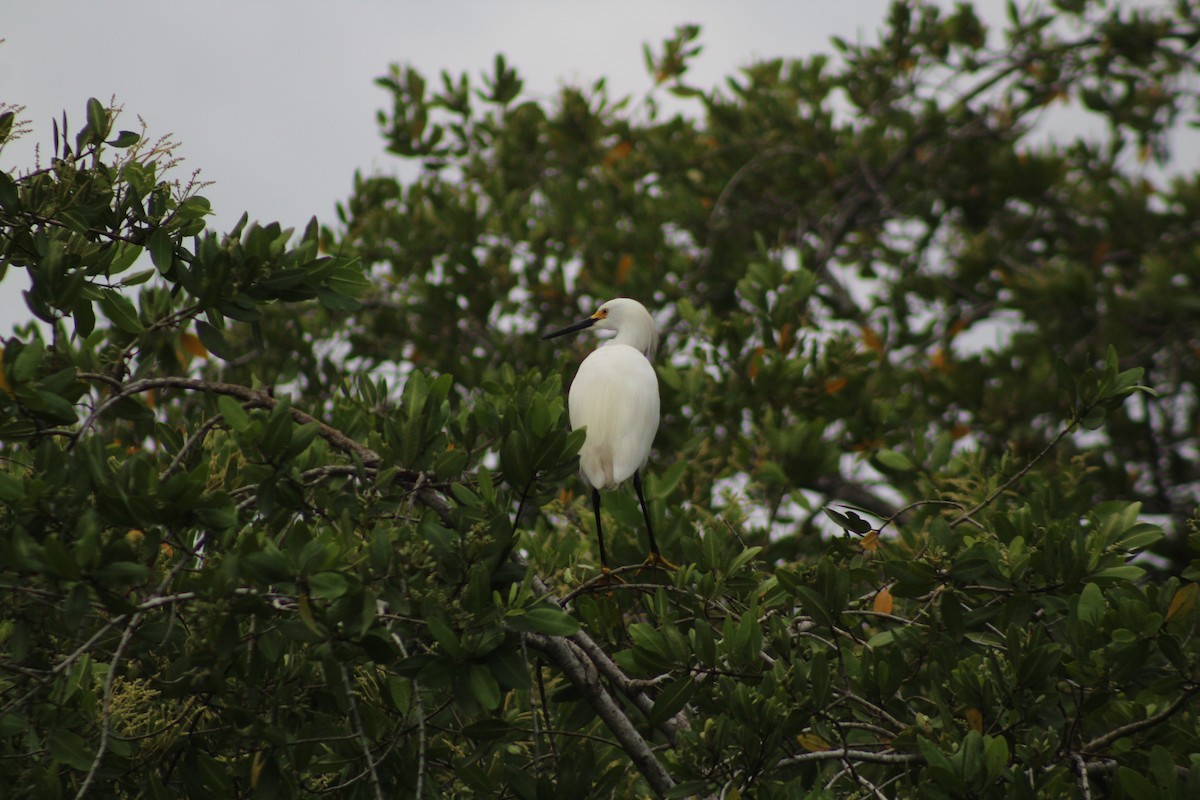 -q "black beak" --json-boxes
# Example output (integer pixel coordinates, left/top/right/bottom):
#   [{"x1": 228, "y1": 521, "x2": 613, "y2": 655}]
[{"x1": 542, "y1": 316, "x2": 598, "y2": 340}]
